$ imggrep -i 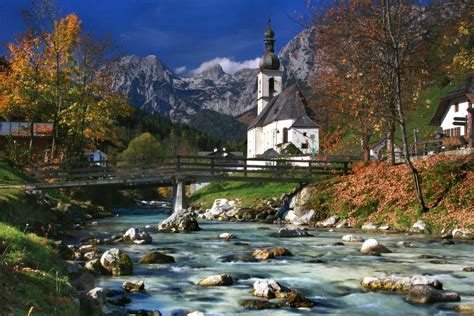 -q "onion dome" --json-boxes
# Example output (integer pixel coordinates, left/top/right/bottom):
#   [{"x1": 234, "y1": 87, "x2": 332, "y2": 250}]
[{"x1": 259, "y1": 18, "x2": 280, "y2": 71}]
